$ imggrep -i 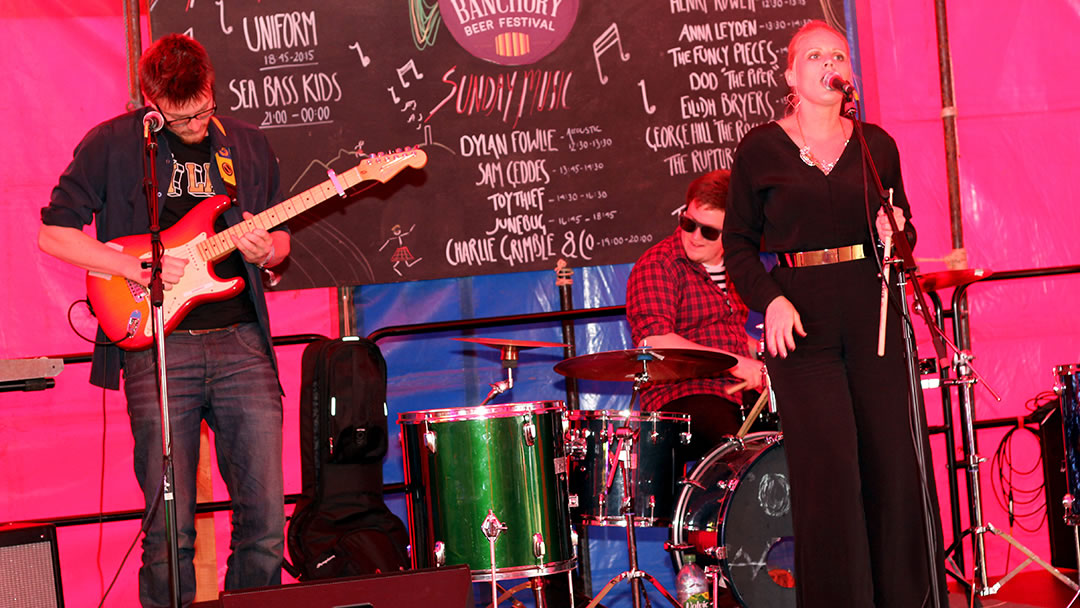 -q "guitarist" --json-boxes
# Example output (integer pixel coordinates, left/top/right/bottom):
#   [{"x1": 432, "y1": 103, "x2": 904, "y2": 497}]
[{"x1": 38, "y1": 34, "x2": 289, "y2": 608}]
